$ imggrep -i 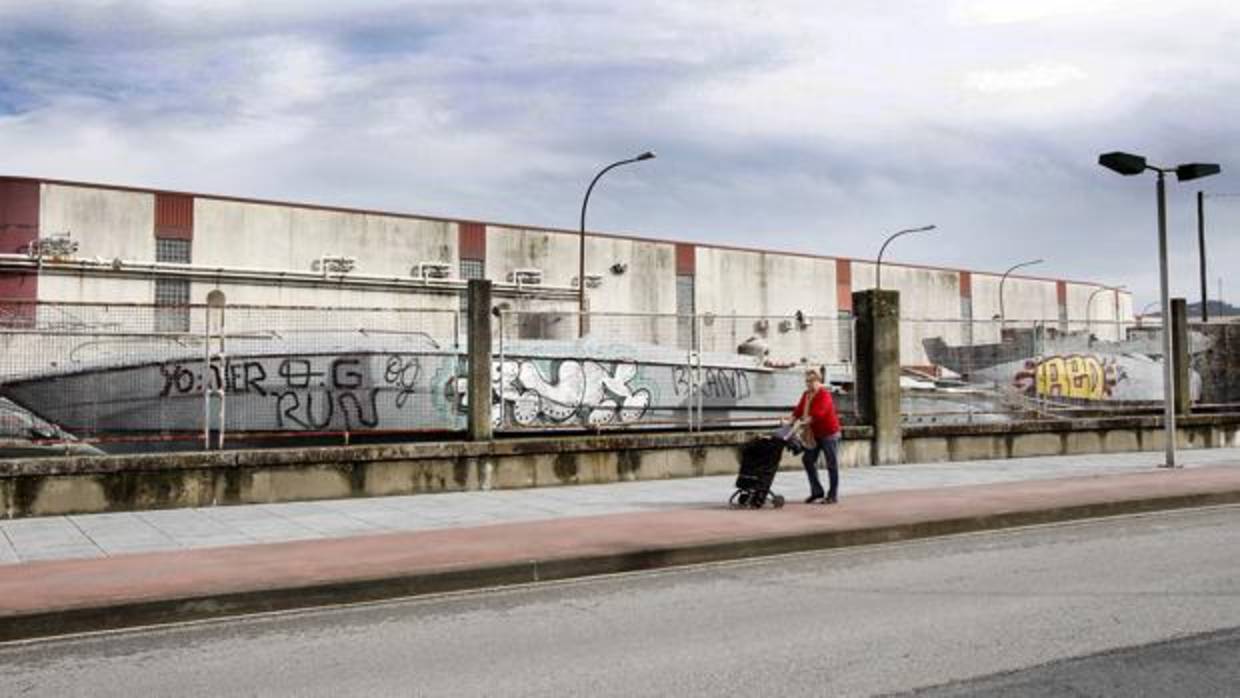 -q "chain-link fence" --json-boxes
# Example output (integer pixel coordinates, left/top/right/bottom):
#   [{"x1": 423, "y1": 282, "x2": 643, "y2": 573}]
[
  {"x1": 492, "y1": 310, "x2": 856, "y2": 432},
  {"x1": 0, "y1": 300, "x2": 463, "y2": 451},
  {"x1": 2, "y1": 300, "x2": 861, "y2": 453},
  {"x1": 902, "y1": 317, "x2": 1172, "y2": 424}
]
